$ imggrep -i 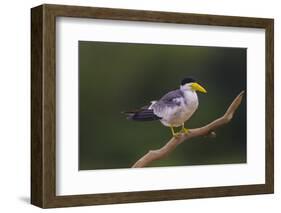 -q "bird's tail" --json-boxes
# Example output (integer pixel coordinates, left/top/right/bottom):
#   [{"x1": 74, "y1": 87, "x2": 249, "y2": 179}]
[{"x1": 123, "y1": 109, "x2": 161, "y2": 121}]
